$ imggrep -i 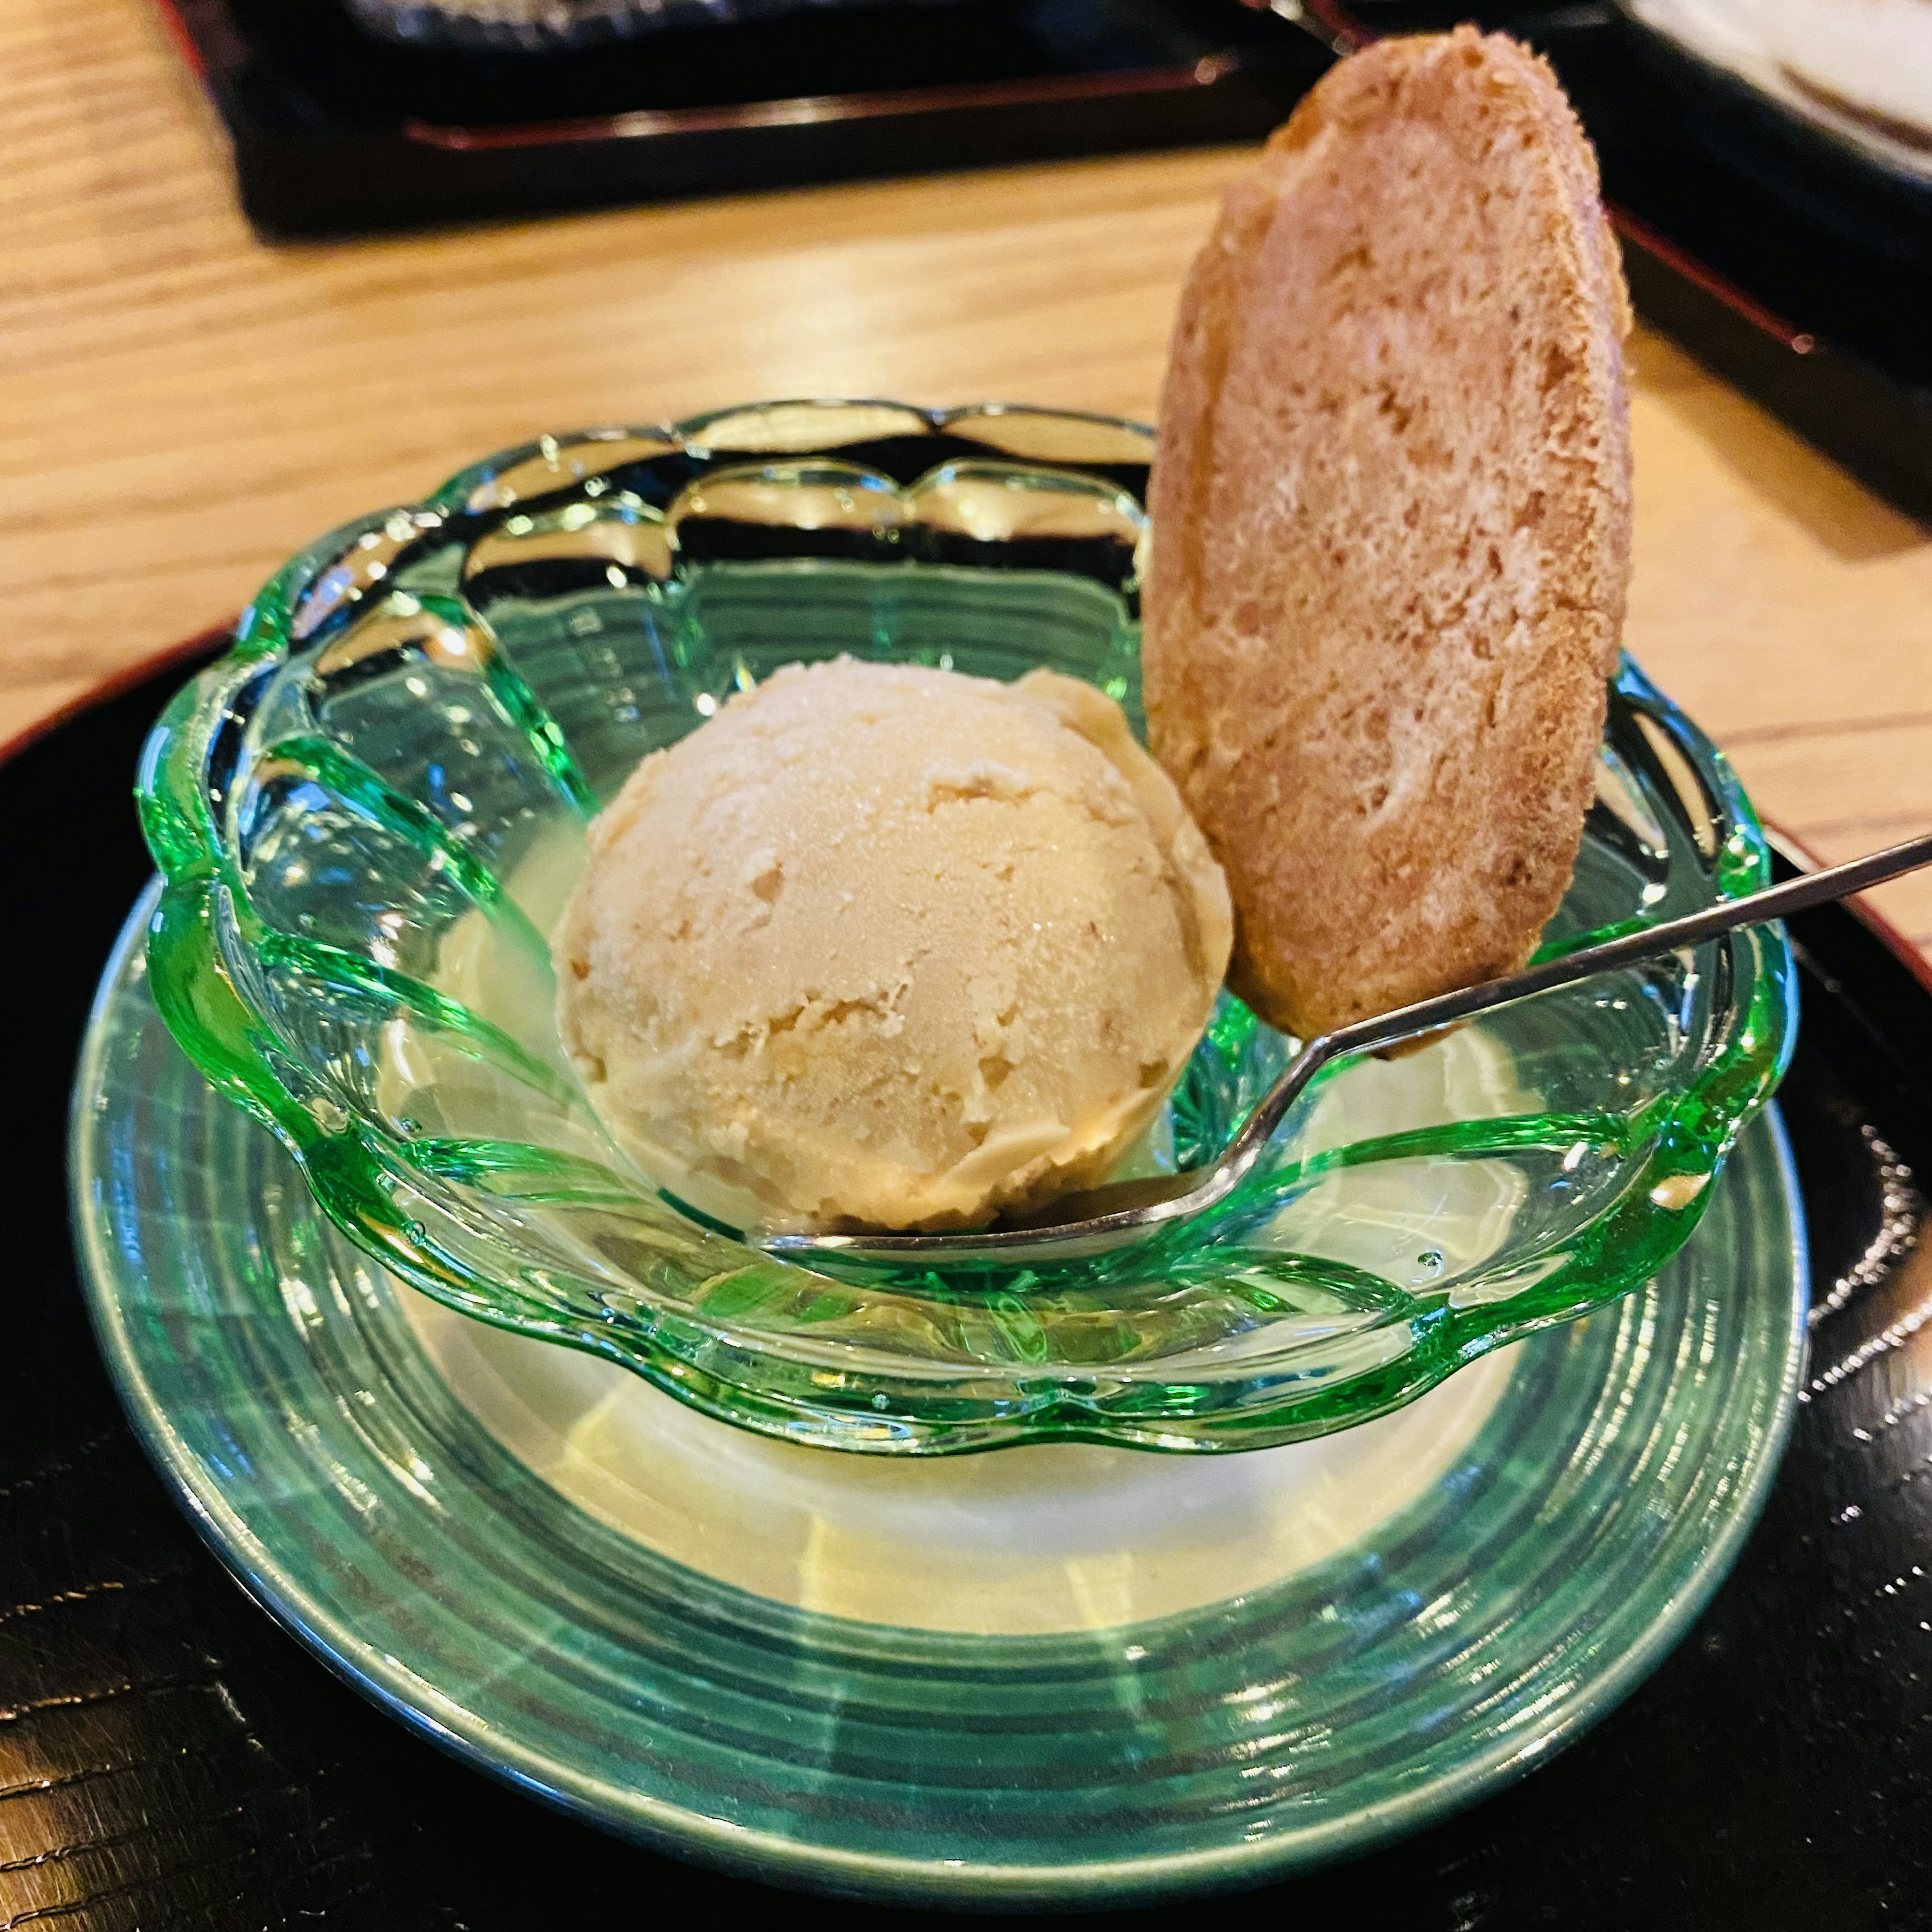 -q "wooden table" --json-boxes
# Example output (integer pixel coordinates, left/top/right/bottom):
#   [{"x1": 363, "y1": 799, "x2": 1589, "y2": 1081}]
[{"x1": 9, "y1": 0, "x2": 1932, "y2": 941}]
